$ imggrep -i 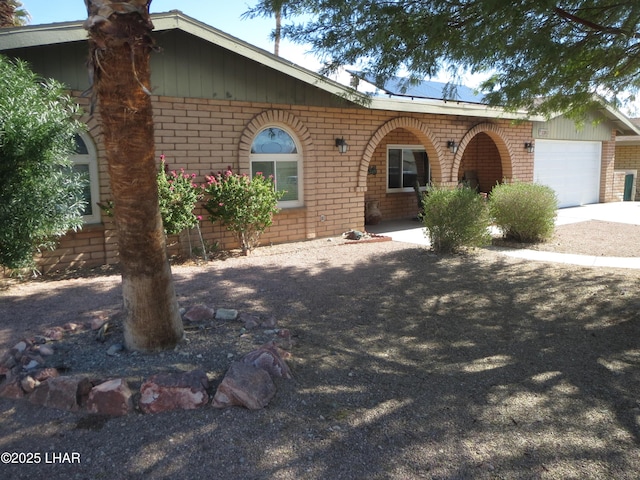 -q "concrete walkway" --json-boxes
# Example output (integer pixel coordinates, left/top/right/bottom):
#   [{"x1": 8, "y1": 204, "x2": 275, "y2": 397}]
[{"x1": 366, "y1": 202, "x2": 640, "y2": 269}]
